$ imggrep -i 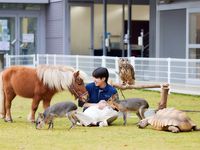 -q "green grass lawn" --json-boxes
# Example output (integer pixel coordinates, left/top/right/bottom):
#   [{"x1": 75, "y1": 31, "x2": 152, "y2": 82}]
[{"x1": 0, "y1": 90, "x2": 200, "y2": 150}]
